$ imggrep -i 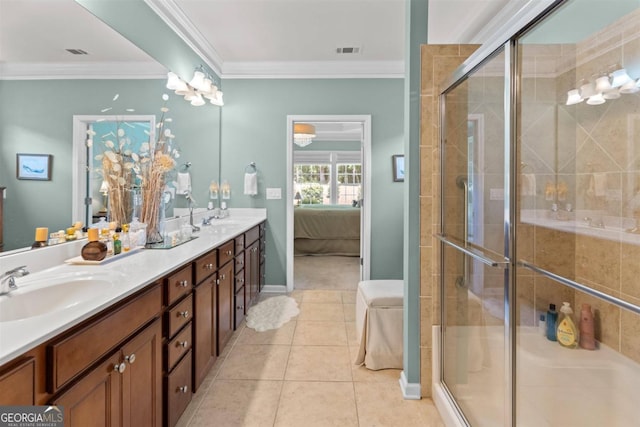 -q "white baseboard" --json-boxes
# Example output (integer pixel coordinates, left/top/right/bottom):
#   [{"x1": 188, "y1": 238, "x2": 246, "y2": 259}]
[
  {"x1": 399, "y1": 371, "x2": 421, "y2": 400},
  {"x1": 261, "y1": 284, "x2": 287, "y2": 294}
]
